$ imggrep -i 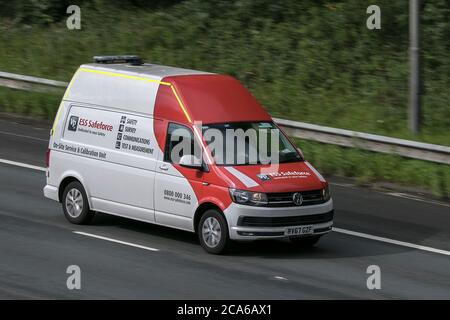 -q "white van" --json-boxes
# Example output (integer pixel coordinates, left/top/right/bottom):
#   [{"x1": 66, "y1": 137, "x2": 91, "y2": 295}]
[{"x1": 44, "y1": 56, "x2": 333, "y2": 254}]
